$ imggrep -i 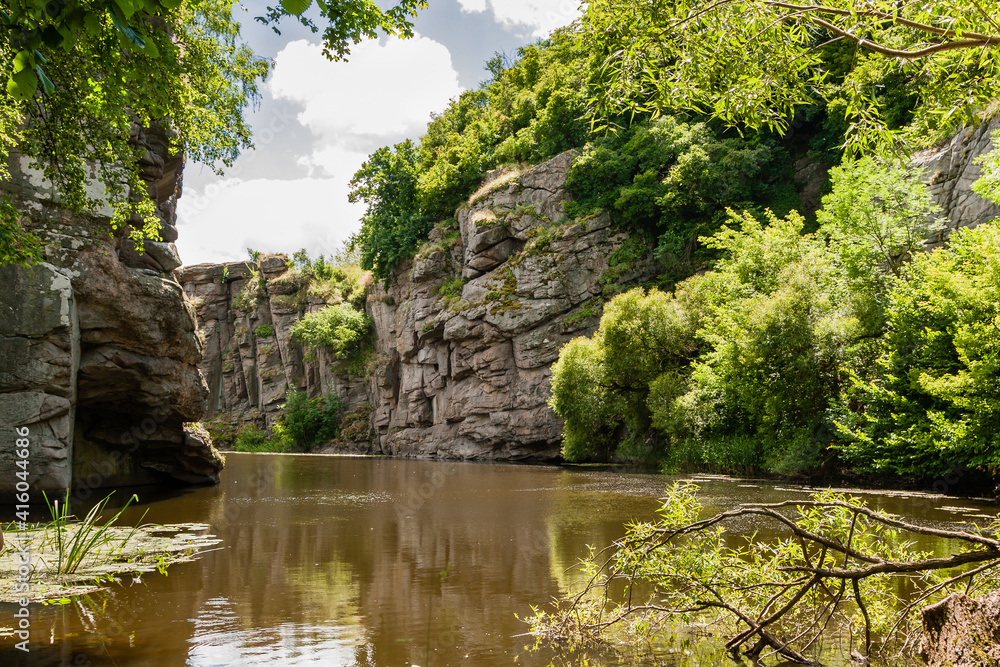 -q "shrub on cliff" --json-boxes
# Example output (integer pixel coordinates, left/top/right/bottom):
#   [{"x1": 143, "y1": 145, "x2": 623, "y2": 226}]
[
  {"x1": 564, "y1": 117, "x2": 795, "y2": 263},
  {"x1": 348, "y1": 28, "x2": 593, "y2": 282},
  {"x1": 292, "y1": 248, "x2": 370, "y2": 307},
  {"x1": 291, "y1": 303, "x2": 370, "y2": 359}
]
